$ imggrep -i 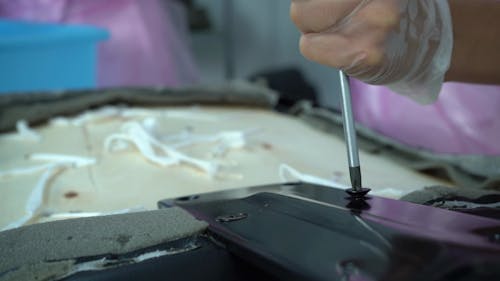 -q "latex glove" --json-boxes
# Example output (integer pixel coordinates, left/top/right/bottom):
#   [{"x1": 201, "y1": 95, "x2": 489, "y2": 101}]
[{"x1": 291, "y1": 0, "x2": 453, "y2": 103}]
